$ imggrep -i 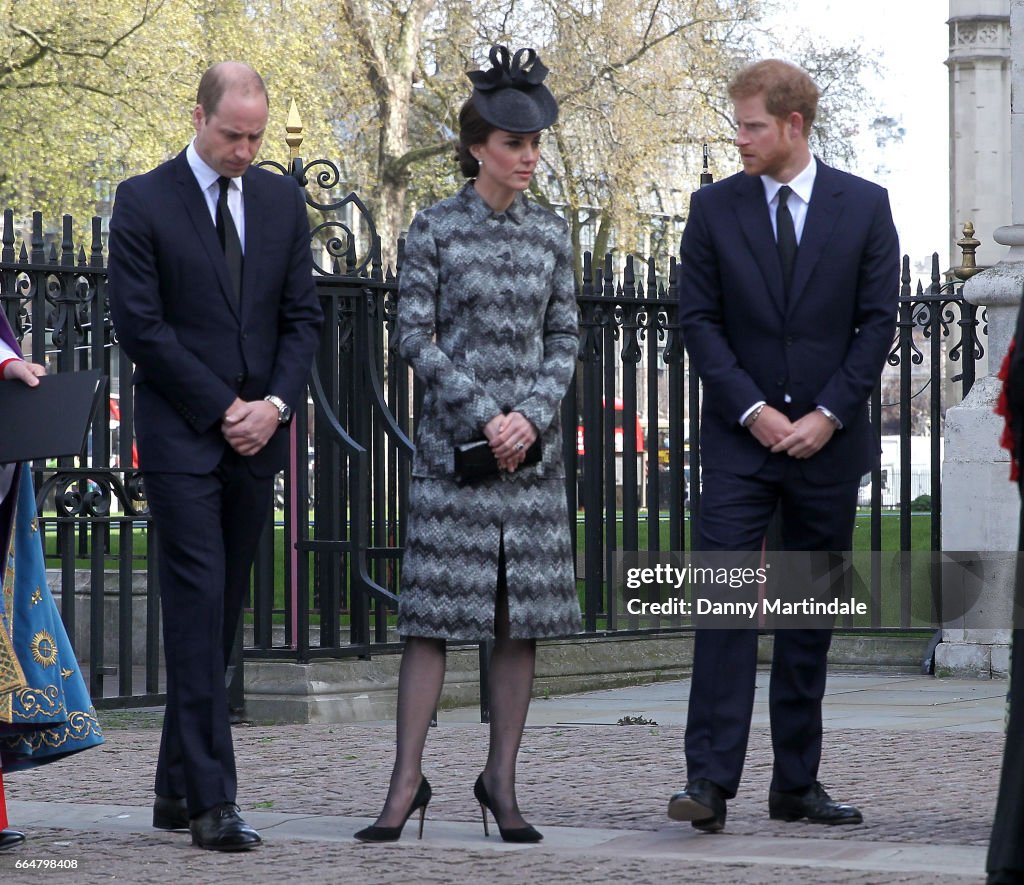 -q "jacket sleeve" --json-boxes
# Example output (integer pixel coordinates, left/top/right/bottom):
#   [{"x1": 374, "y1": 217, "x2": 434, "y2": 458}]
[
  {"x1": 678, "y1": 190, "x2": 765, "y2": 422},
  {"x1": 513, "y1": 223, "x2": 579, "y2": 433},
  {"x1": 813, "y1": 188, "x2": 899, "y2": 423},
  {"x1": 394, "y1": 212, "x2": 503, "y2": 432},
  {"x1": 263, "y1": 181, "x2": 323, "y2": 411},
  {"x1": 107, "y1": 178, "x2": 237, "y2": 434}
]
